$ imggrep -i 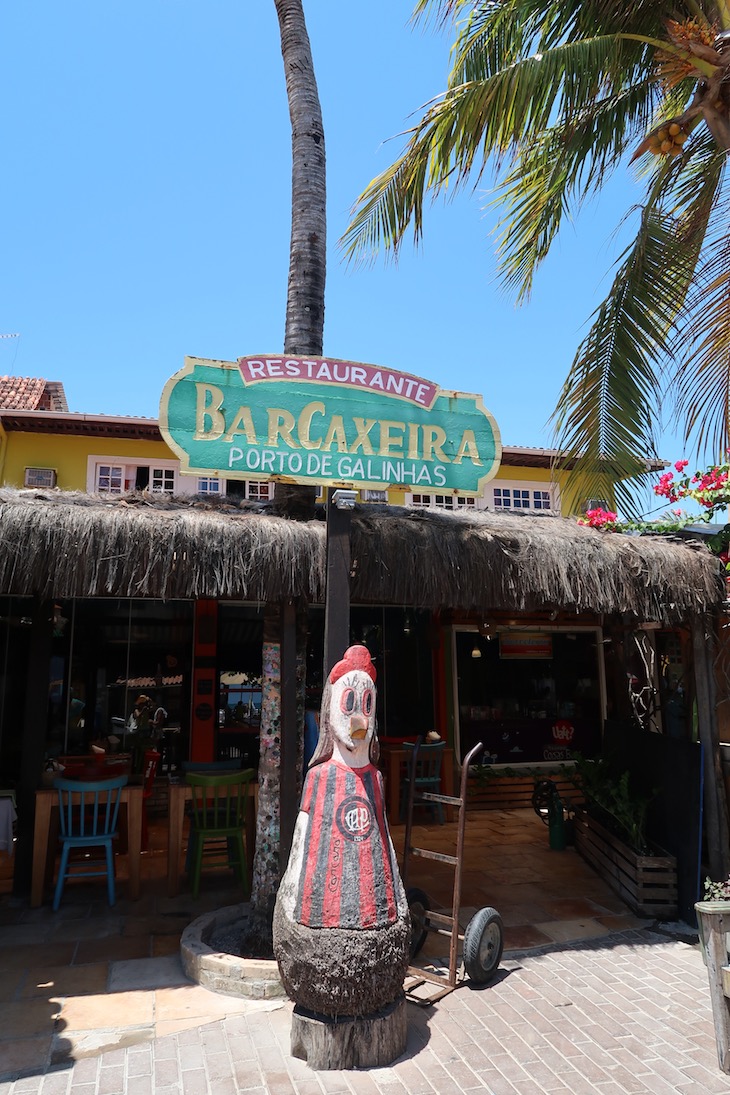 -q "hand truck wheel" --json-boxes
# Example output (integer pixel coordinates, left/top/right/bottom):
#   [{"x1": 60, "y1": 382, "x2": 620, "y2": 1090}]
[
  {"x1": 463, "y1": 906, "x2": 504, "y2": 984},
  {"x1": 406, "y1": 887, "x2": 430, "y2": 960}
]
